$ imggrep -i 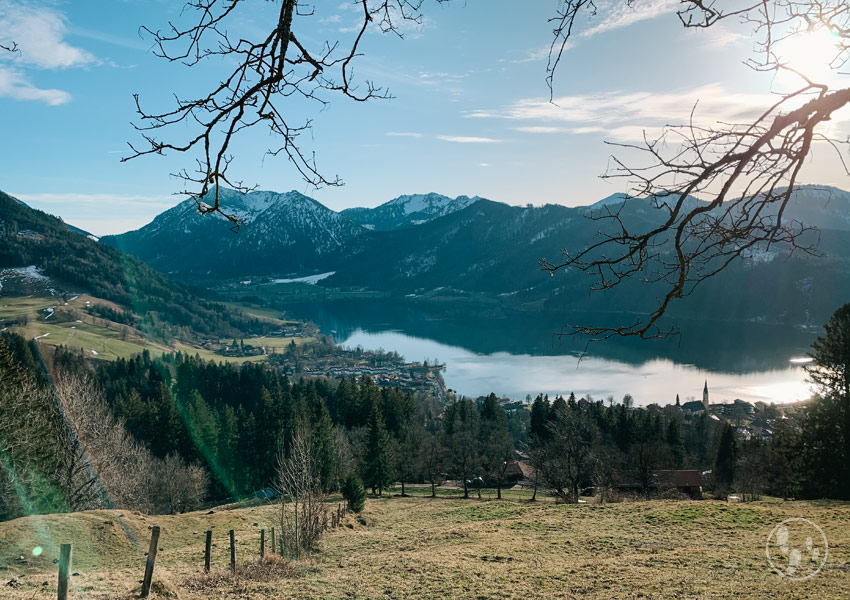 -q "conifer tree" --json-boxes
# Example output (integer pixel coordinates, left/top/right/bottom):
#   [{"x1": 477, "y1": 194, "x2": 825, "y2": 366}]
[
  {"x1": 665, "y1": 418, "x2": 686, "y2": 469},
  {"x1": 364, "y1": 399, "x2": 392, "y2": 496},
  {"x1": 341, "y1": 473, "x2": 366, "y2": 513},
  {"x1": 714, "y1": 423, "x2": 737, "y2": 498},
  {"x1": 308, "y1": 391, "x2": 338, "y2": 492}
]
